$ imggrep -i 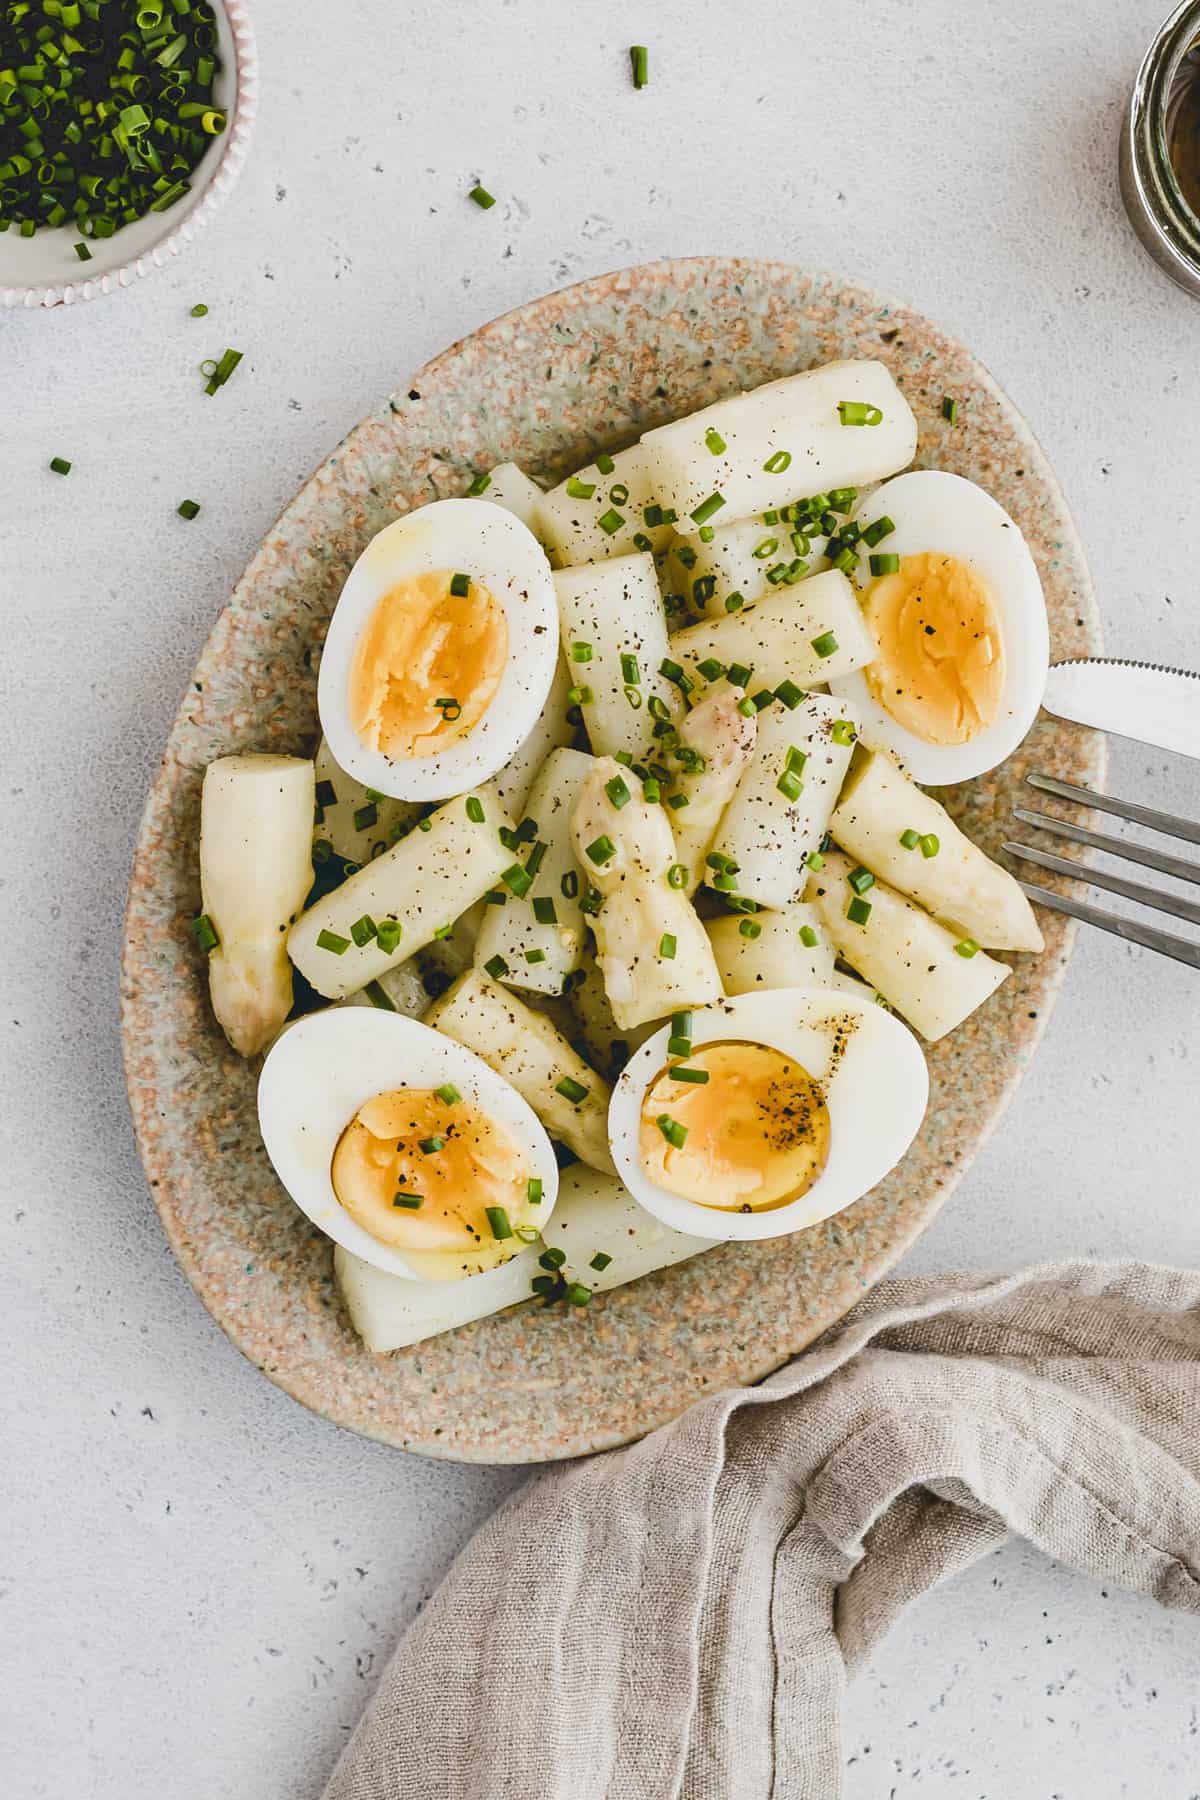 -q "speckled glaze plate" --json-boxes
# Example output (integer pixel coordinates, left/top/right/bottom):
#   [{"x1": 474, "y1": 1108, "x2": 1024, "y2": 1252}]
[{"x1": 122, "y1": 258, "x2": 1103, "y2": 1463}]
